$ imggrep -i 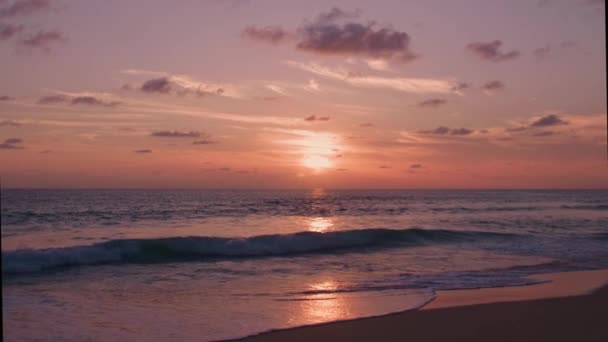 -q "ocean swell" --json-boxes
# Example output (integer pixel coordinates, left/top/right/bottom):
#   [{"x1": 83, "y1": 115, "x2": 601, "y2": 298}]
[{"x1": 2, "y1": 228, "x2": 517, "y2": 275}]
